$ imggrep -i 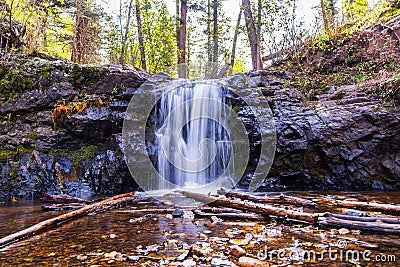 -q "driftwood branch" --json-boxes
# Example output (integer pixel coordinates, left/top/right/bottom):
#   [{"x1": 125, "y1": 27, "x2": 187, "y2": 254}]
[{"x1": 0, "y1": 192, "x2": 135, "y2": 249}]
